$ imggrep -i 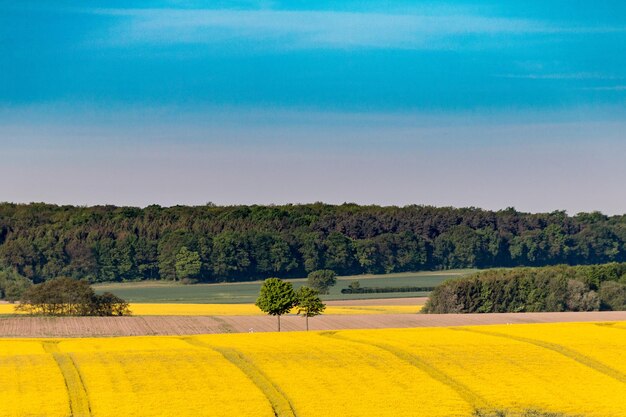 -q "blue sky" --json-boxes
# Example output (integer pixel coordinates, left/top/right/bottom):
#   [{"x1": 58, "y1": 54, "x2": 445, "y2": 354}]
[{"x1": 1, "y1": 1, "x2": 626, "y2": 213}]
